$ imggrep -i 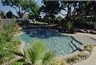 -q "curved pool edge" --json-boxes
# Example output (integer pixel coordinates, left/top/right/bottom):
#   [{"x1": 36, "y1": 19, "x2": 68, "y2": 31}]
[
  {"x1": 14, "y1": 31, "x2": 25, "y2": 53},
  {"x1": 18, "y1": 40, "x2": 25, "y2": 53},
  {"x1": 19, "y1": 39, "x2": 82, "y2": 59},
  {"x1": 17, "y1": 30, "x2": 85, "y2": 56}
]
